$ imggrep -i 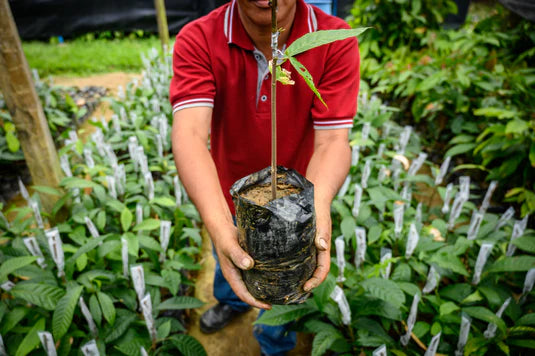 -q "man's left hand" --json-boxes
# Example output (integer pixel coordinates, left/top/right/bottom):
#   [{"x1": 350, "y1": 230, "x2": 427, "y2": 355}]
[{"x1": 303, "y1": 215, "x2": 332, "y2": 292}]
